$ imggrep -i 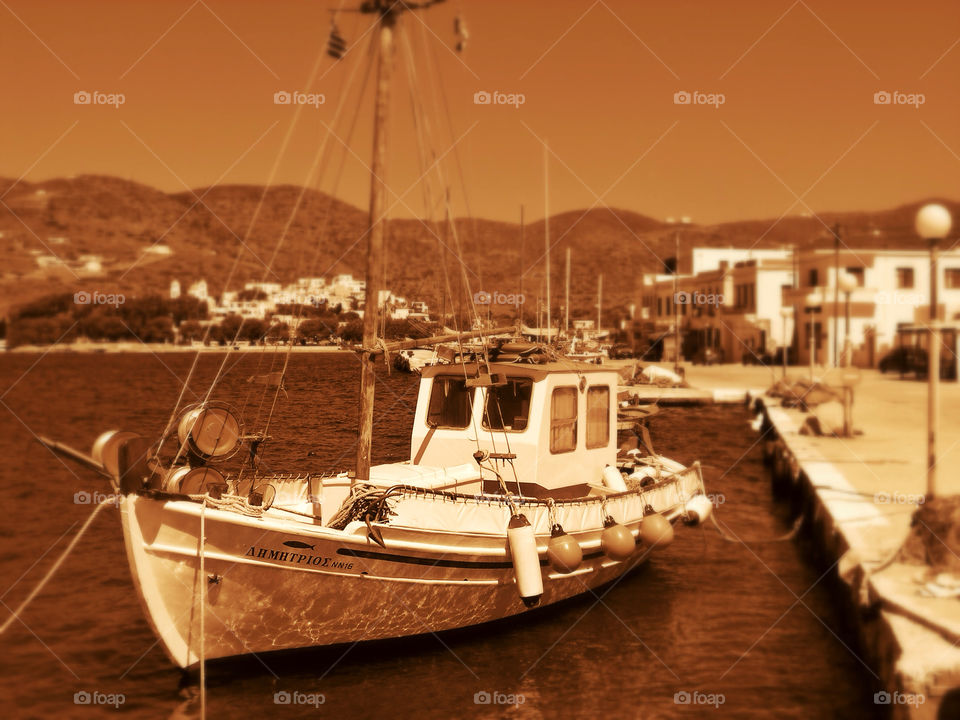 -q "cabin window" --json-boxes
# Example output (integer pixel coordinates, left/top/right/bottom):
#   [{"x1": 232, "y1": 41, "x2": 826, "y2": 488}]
[
  {"x1": 482, "y1": 378, "x2": 533, "y2": 432},
  {"x1": 550, "y1": 386, "x2": 578, "y2": 454},
  {"x1": 586, "y1": 386, "x2": 610, "y2": 449},
  {"x1": 426, "y1": 377, "x2": 473, "y2": 429}
]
